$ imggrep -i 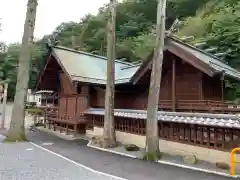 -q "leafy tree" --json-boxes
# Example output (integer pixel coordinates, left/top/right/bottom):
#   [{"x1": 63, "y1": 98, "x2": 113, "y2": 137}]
[{"x1": 50, "y1": 0, "x2": 203, "y2": 60}]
